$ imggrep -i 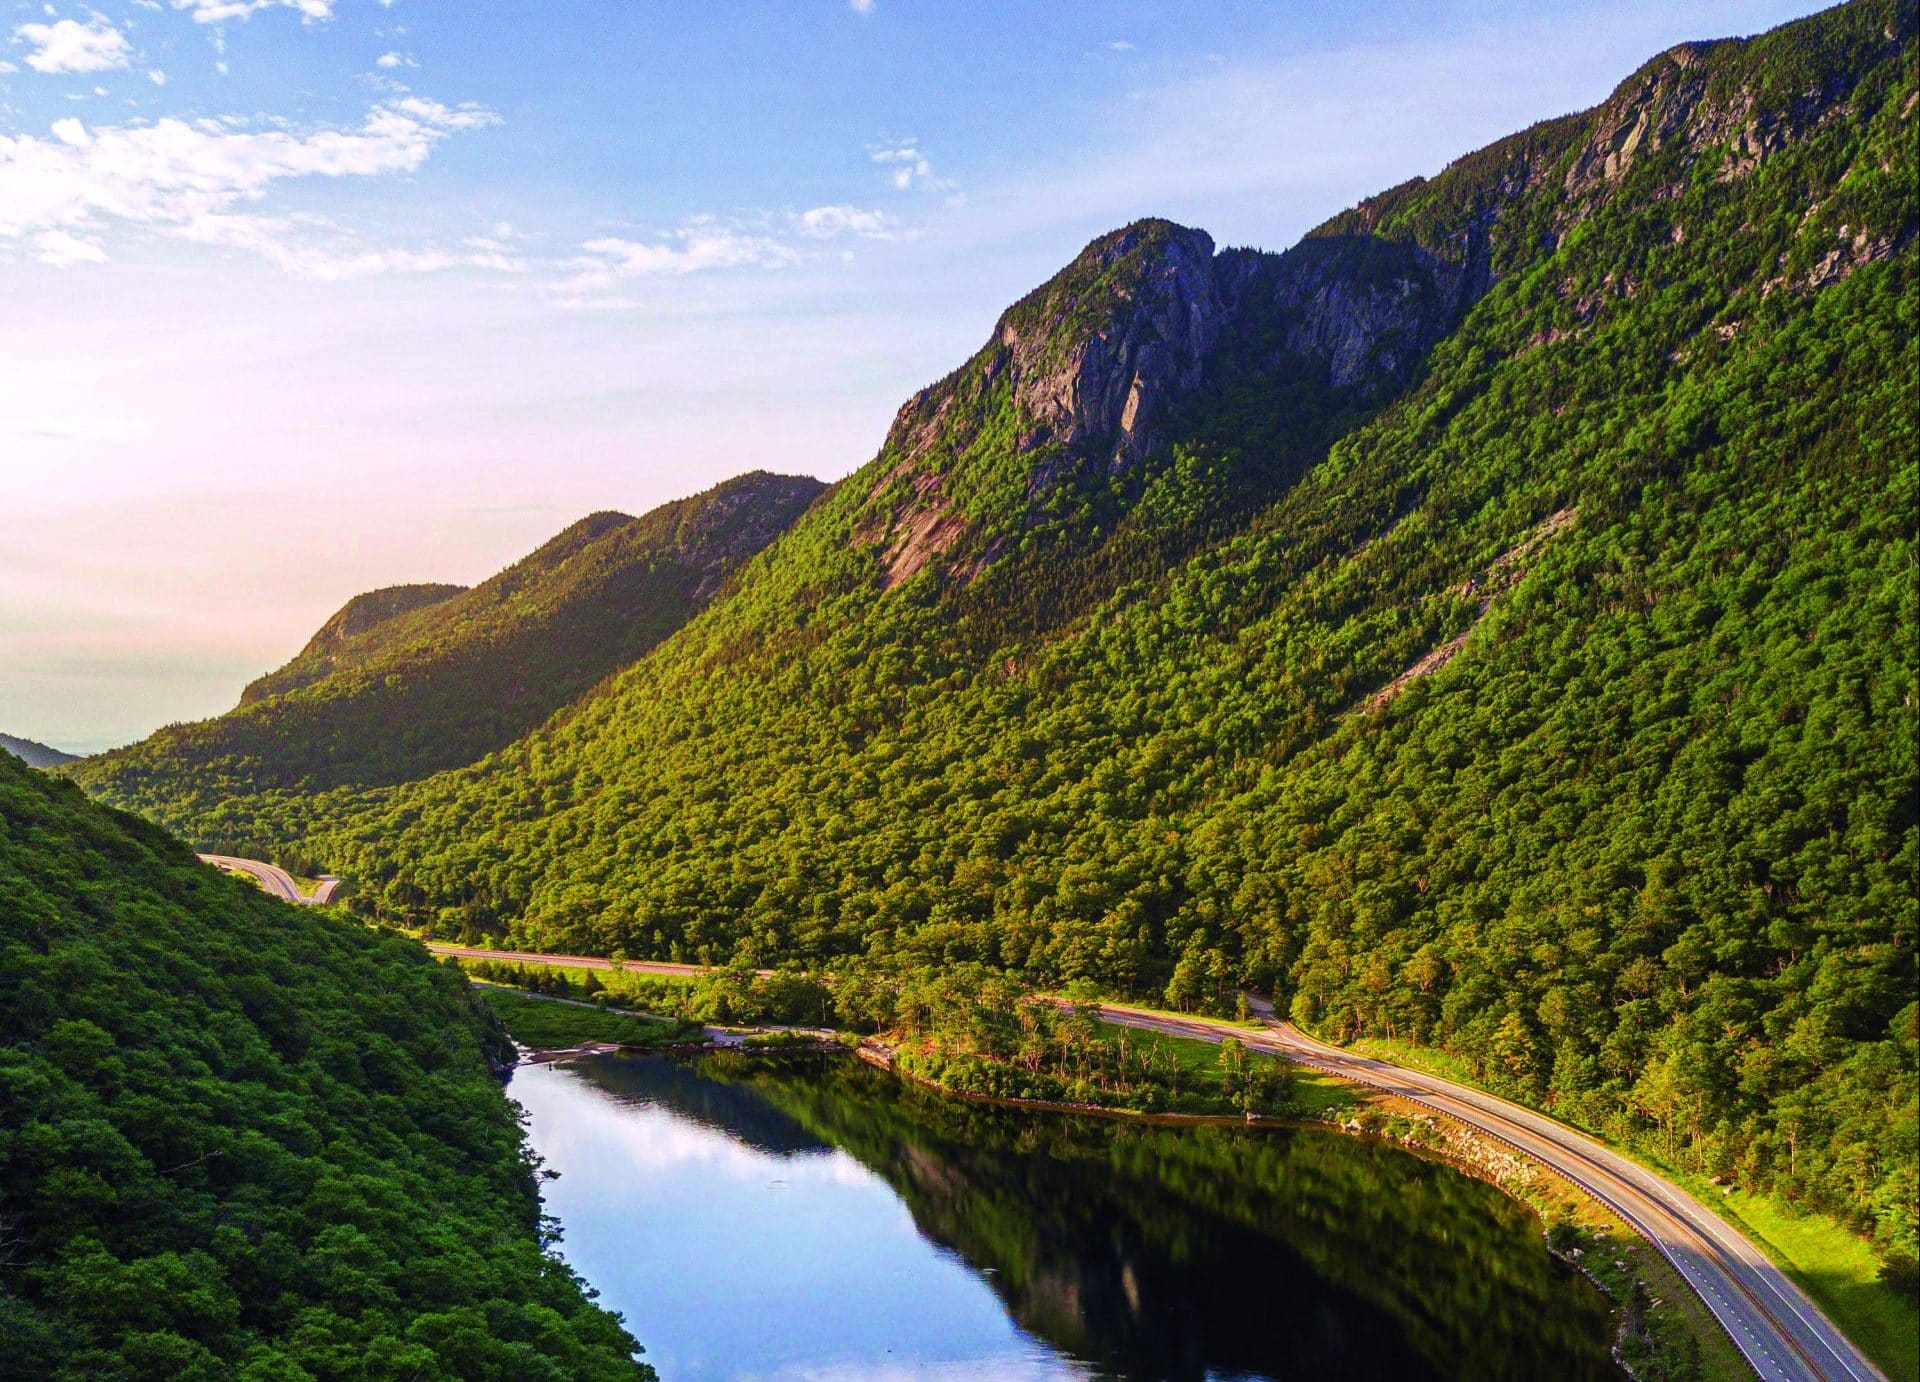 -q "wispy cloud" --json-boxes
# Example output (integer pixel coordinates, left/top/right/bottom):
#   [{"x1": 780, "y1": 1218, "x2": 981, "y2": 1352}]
[
  {"x1": 870, "y1": 139, "x2": 943, "y2": 192},
  {"x1": 16, "y1": 18, "x2": 132, "y2": 74},
  {"x1": 171, "y1": 0, "x2": 335, "y2": 23},
  {"x1": 558, "y1": 203, "x2": 895, "y2": 302},
  {"x1": 849, "y1": 0, "x2": 875, "y2": 13},
  {"x1": 0, "y1": 97, "x2": 502, "y2": 276},
  {"x1": 797, "y1": 204, "x2": 891, "y2": 240},
  {"x1": 31, "y1": 228, "x2": 109, "y2": 266},
  {"x1": 568, "y1": 224, "x2": 802, "y2": 288}
]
